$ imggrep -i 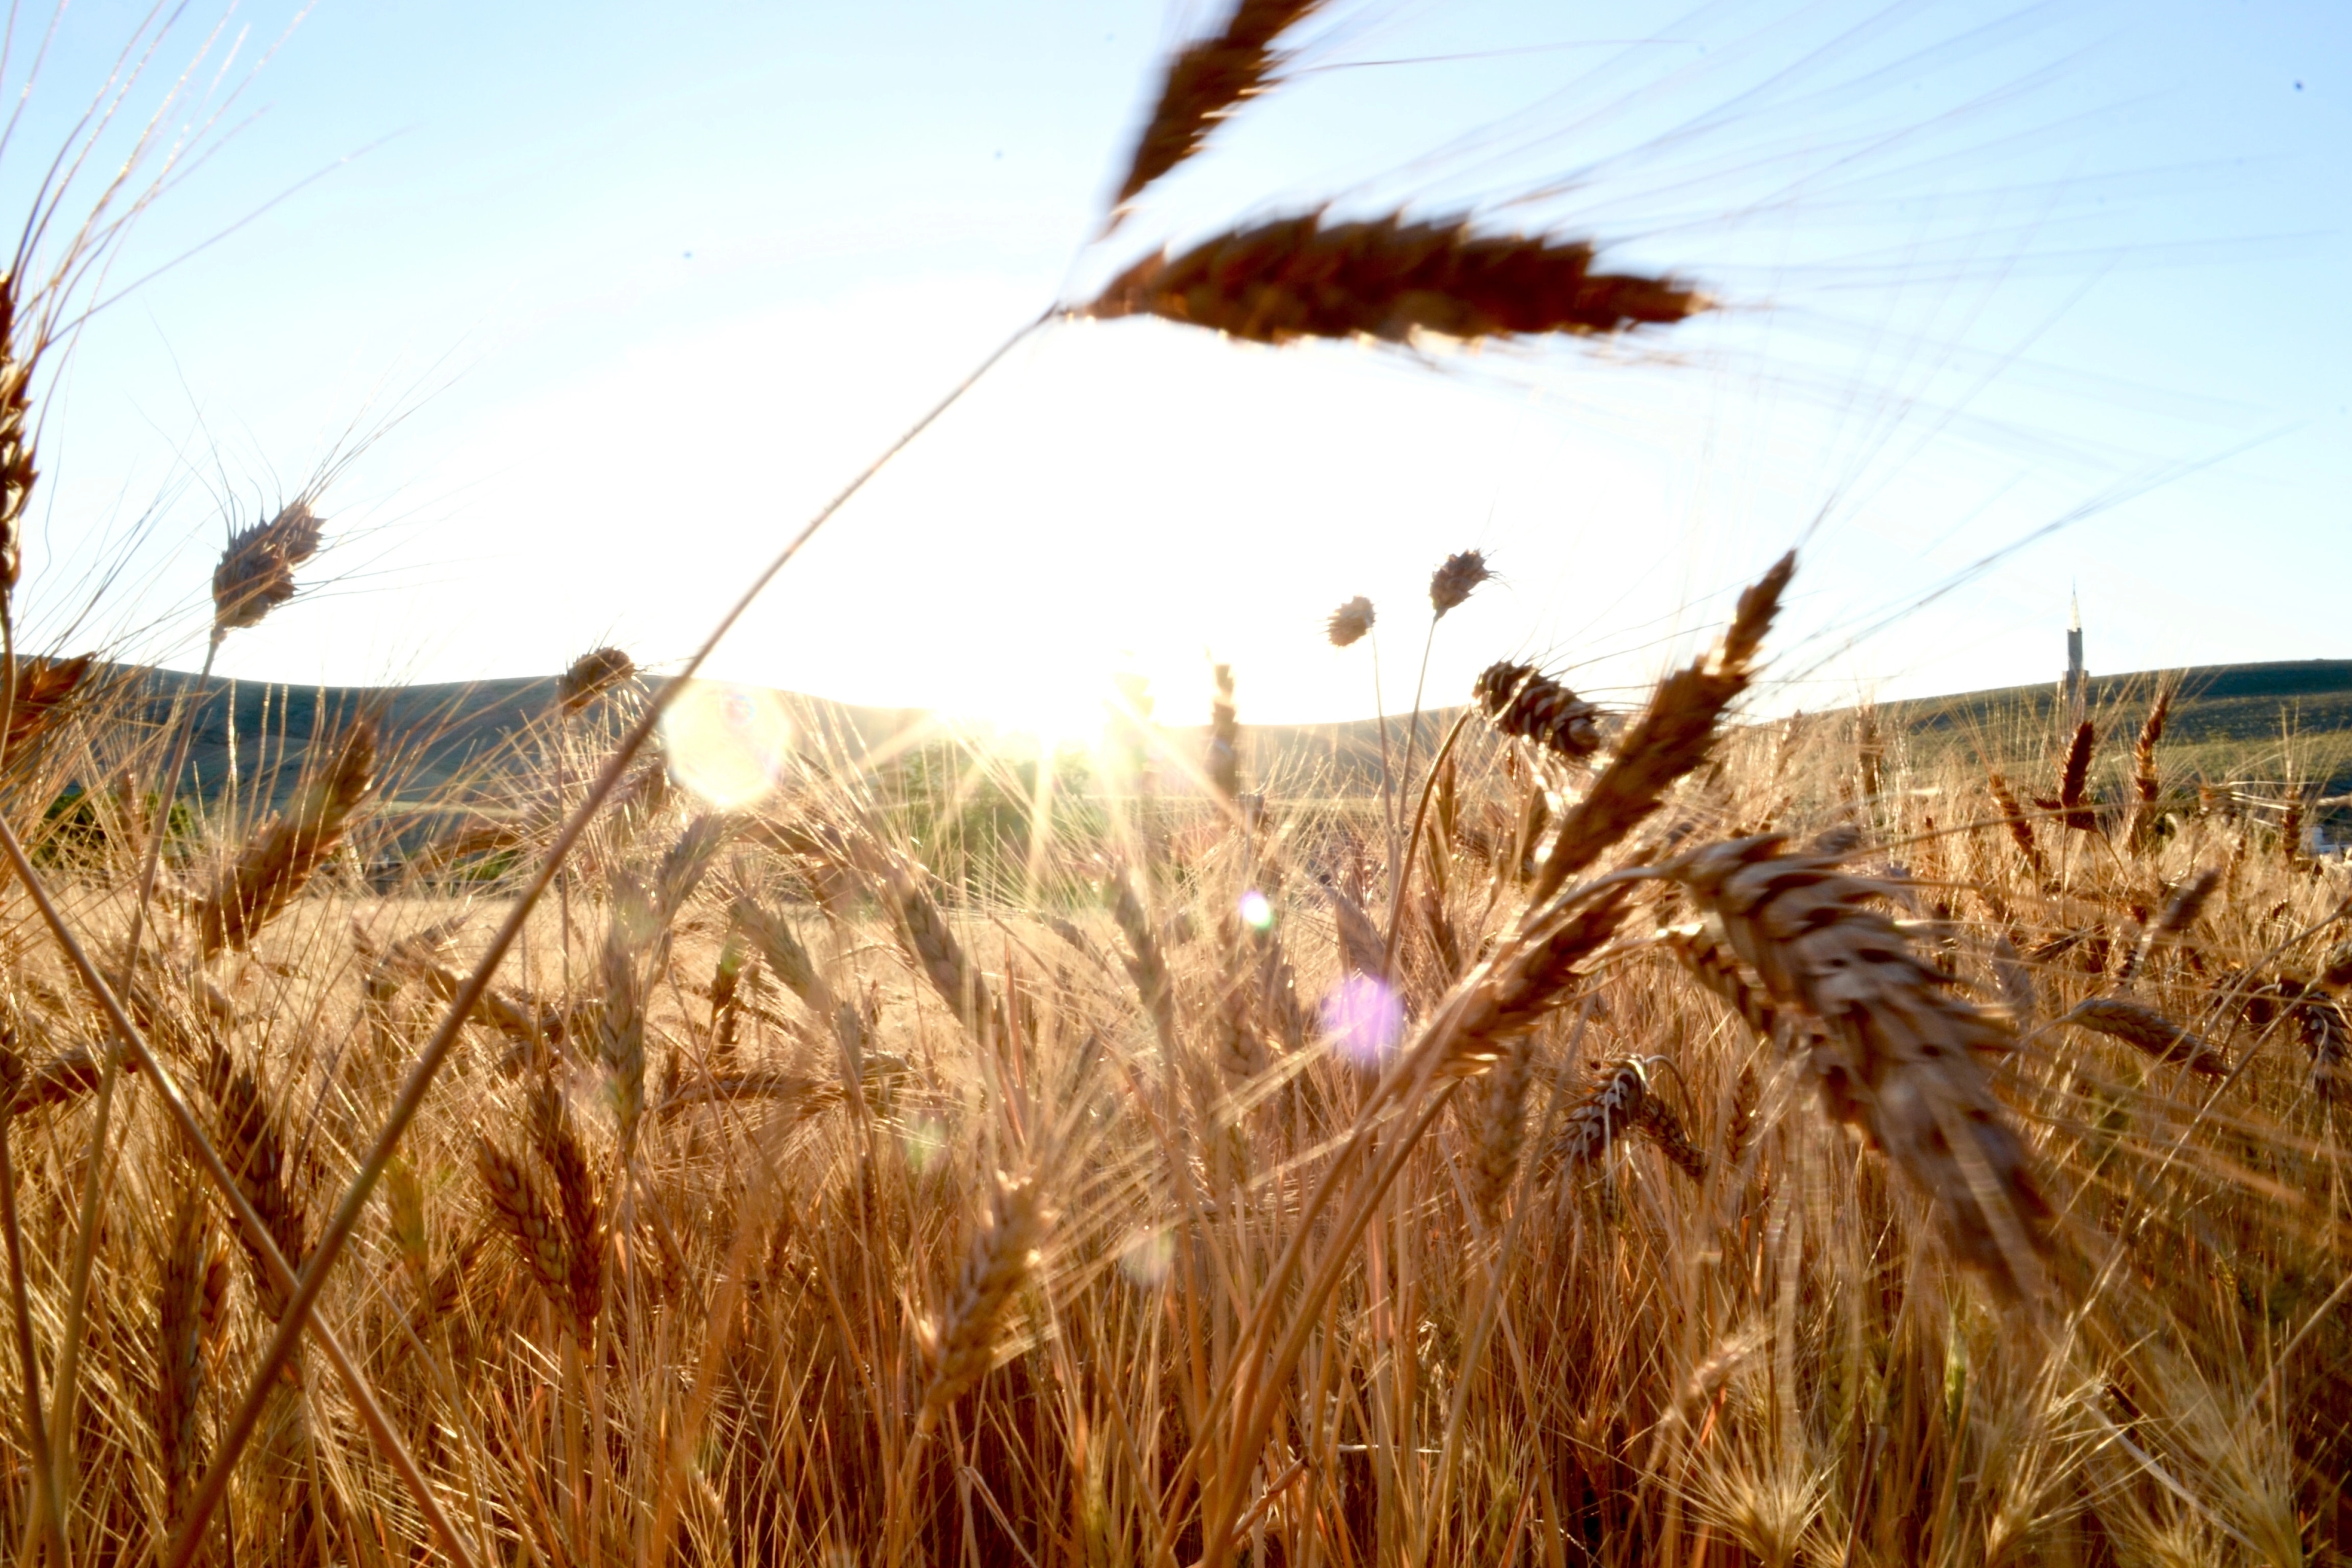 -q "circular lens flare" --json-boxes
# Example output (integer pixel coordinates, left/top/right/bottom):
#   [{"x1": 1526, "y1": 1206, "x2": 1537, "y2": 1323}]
[
  {"x1": 1119, "y1": 1227, "x2": 1175, "y2": 1288},
  {"x1": 1238, "y1": 889, "x2": 1273, "y2": 930},
  {"x1": 1321, "y1": 974, "x2": 1403, "y2": 1069},
  {"x1": 660, "y1": 681, "x2": 795, "y2": 807}
]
